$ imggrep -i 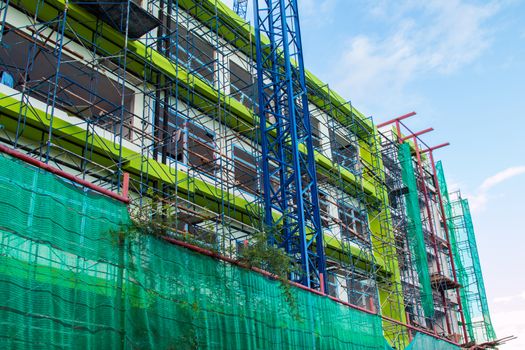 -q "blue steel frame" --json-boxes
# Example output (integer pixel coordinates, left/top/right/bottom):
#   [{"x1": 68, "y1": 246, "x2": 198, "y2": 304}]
[
  {"x1": 233, "y1": 0, "x2": 248, "y2": 19},
  {"x1": 253, "y1": 0, "x2": 327, "y2": 291}
]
